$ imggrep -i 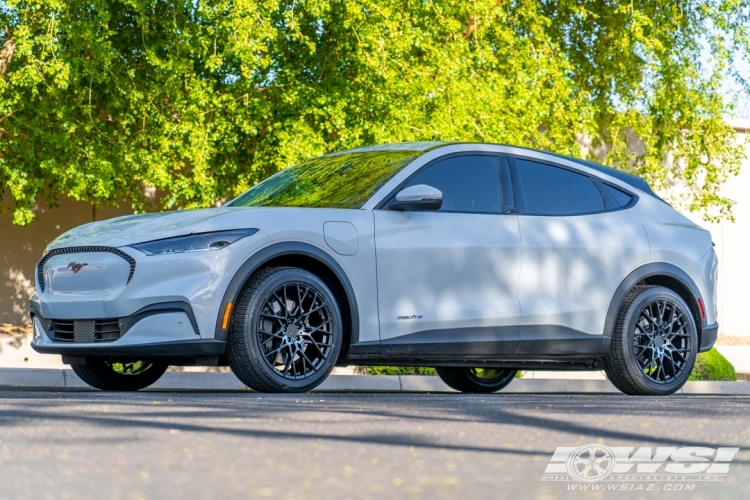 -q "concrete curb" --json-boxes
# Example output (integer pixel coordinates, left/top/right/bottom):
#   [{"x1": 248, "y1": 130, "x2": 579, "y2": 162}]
[{"x1": 0, "y1": 368, "x2": 748, "y2": 394}]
